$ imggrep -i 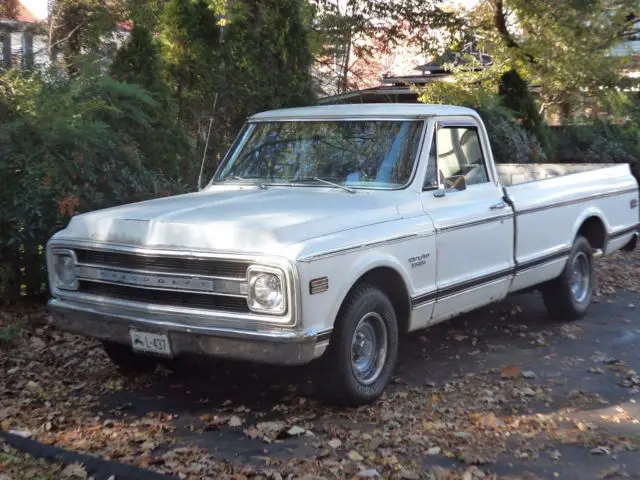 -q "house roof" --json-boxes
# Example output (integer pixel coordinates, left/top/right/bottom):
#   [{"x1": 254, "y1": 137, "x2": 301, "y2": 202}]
[
  {"x1": 415, "y1": 50, "x2": 492, "y2": 74},
  {"x1": 16, "y1": 3, "x2": 39, "y2": 23},
  {"x1": 317, "y1": 86, "x2": 421, "y2": 105}
]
